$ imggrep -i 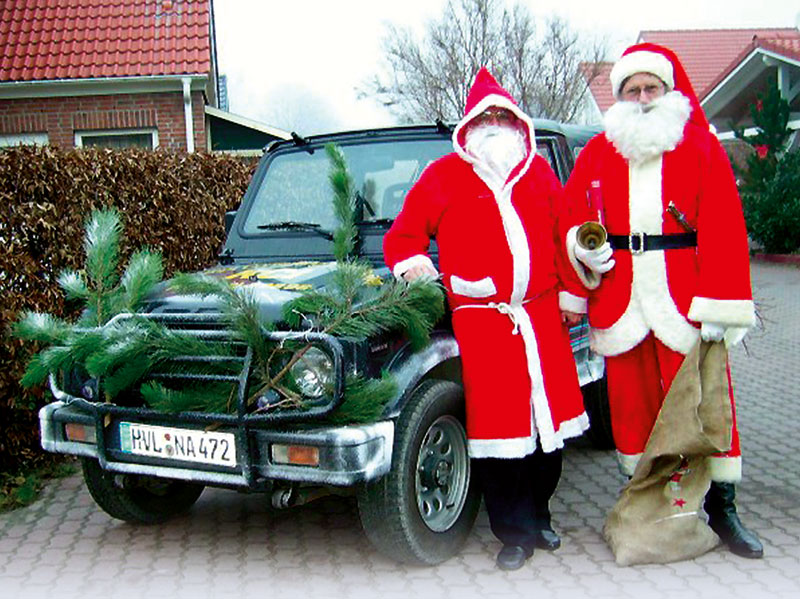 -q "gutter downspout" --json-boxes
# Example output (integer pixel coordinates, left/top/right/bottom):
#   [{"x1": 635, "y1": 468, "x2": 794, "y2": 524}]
[{"x1": 182, "y1": 77, "x2": 195, "y2": 152}]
